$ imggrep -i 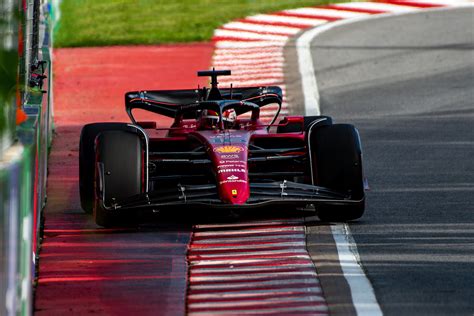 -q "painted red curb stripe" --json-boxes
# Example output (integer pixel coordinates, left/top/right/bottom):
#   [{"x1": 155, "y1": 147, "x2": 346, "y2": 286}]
[
  {"x1": 191, "y1": 238, "x2": 306, "y2": 247},
  {"x1": 195, "y1": 224, "x2": 302, "y2": 231},
  {"x1": 273, "y1": 11, "x2": 341, "y2": 21},
  {"x1": 190, "y1": 275, "x2": 319, "y2": 286},
  {"x1": 188, "y1": 300, "x2": 328, "y2": 312},
  {"x1": 235, "y1": 18, "x2": 312, "y2": 29},
  {"x1": 190, "y1": 258, "x2": 314, "y2": 270},
  {"x1": 189, "y1": 251, "x2": 308, "y2": 261},
  {"x1": 188, "y1": 291, "x2": 323, "y2": 303},
  {"x1": 381, "y1": 0, "x2": 444, "y2": 8},
  {"x1": 191, "y1": 267, "x2": 316, "y2": 277},
  {"x1": 324, "y1": 4, "x2": 388, "y2": 14},
  {"x1": 188, "y1": 284, "x2": 323, "y2": 295},
  {"x1": 192, "y1": 232, "x2": 304, "y2": 240},
  {"x1": 194, "y1": 224, "x2": 304, "y2": 232},
  {"x1": 189, "y1": 245, "x2": 304, "y2": 254},
  {"x1": 221, "y1": 27, "x2": 296, "y2": 37},
  {"x1": 212, "y1": 36, "x2": 266, "y2": 42}
]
